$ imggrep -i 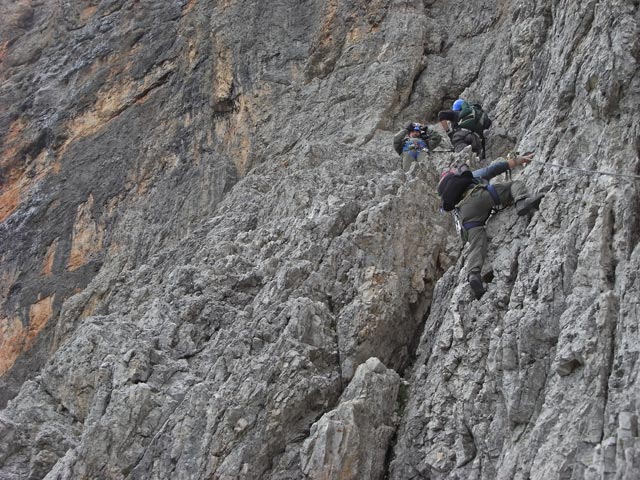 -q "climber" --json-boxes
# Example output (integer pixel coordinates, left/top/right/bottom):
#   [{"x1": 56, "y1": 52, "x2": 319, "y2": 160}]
[
  {"x1": 437, "y1": 152, "x2": 544, "y2": 299},
  {"x1": 437, "y1": 99, "x2": 492, "y2": 159},
  {"x1": 393, "y1": 122, "x2": 442, "y2": 171}
]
